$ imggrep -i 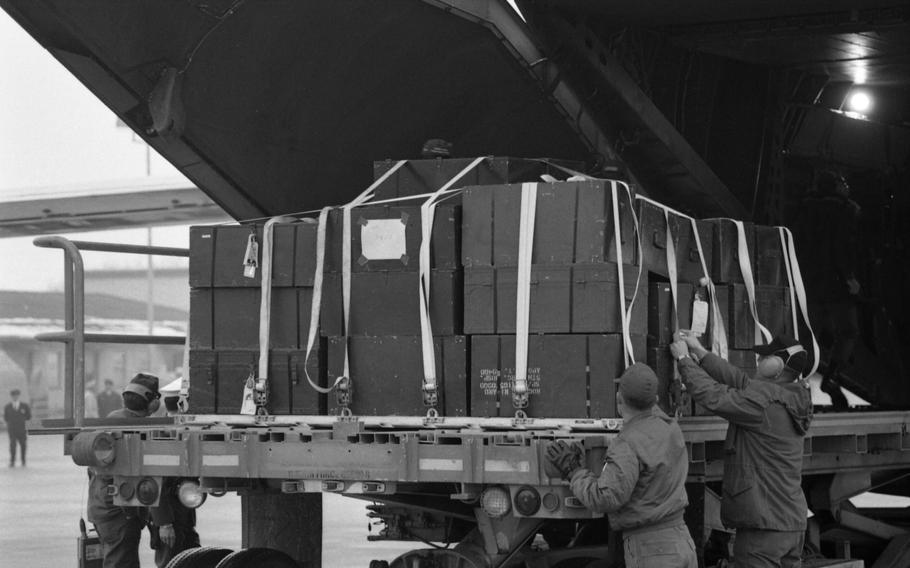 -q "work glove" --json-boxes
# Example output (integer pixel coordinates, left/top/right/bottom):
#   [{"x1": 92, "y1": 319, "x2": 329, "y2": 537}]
[{"x1": 545, "y1": 440, "x2": 584, "y2": 480}]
